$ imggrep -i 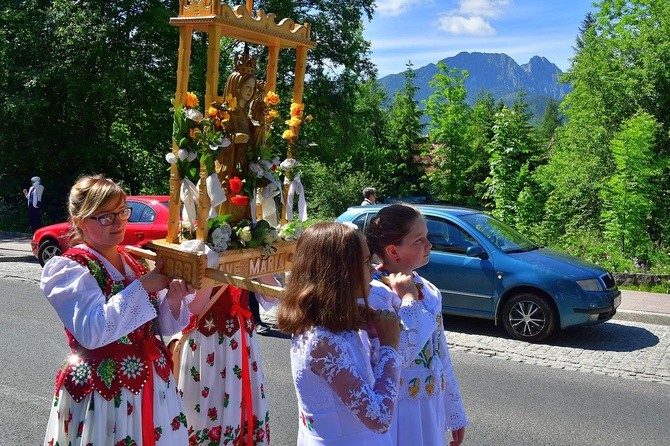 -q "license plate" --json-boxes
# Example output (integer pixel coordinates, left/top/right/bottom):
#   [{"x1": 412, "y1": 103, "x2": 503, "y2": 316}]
[{"x1": 613, "y1": 294, "x2": 621, "y2": 309}]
